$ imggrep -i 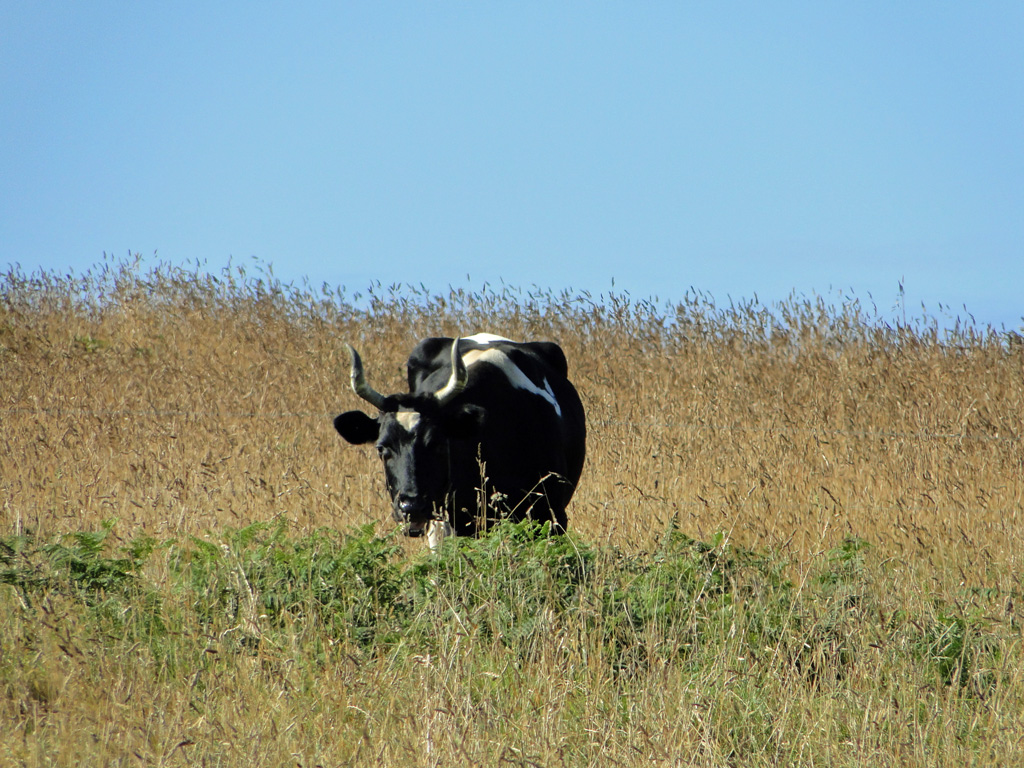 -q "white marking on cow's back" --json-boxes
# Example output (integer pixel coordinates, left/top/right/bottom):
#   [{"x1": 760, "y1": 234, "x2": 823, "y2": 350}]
[
  {"x1": 463, "y1": 332, "x2": 511, "y2": 345},
  {"x1": 462, "y1": 347, "x2": 562, "y2": 417},
  {"x1": 396, "y1": 411, "x2": 421, "y2": 432}
]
